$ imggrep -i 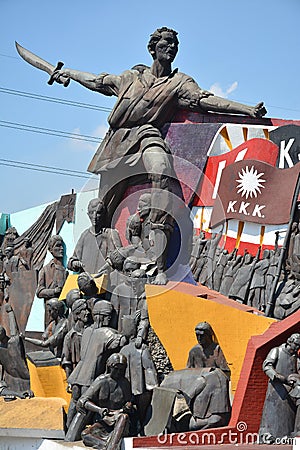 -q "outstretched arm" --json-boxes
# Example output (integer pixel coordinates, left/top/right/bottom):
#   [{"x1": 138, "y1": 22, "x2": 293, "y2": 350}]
[
  {"x1": 23, "y1": 336, "x2": 45, "y2": 347},
  {"x1": 178, "y1": 79, "x2": 267, "y2": 118},
  {"x1": 199, "y1": 96, "x2": 267, "y2": 118},
  {"x1": 52, "y1": 68, "x2": 121, "y2": 96}
]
